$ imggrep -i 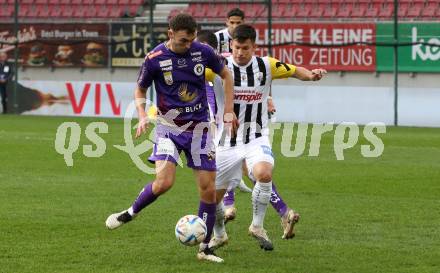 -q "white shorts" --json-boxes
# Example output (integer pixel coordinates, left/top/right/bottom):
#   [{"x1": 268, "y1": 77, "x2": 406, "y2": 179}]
[{"x1": 215, "y1": 136, "x2": 274, "y2": 190}]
